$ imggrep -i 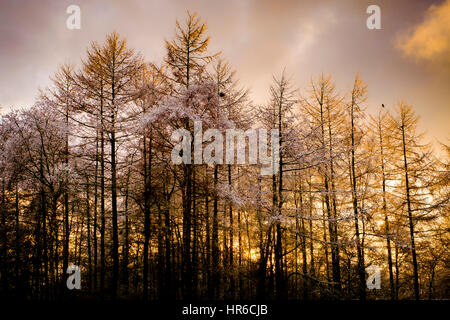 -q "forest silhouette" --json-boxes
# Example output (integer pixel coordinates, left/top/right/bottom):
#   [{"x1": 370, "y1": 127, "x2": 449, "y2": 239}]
[{"x1": 0, "y1": 12, "x2": 448, "y2": 301}]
